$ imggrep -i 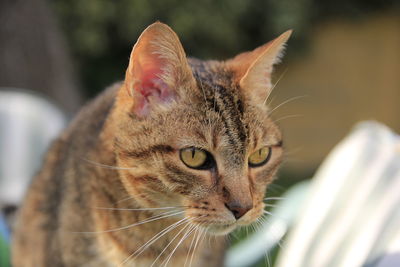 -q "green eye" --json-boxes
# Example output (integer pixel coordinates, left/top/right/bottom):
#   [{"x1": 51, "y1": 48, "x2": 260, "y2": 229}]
[
  {"x1": 248, "y1": 147, "x2": 271, "y2": 167},
  {"x1": 180, "y1": 147, "x2": 213, "y2": 169}
]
